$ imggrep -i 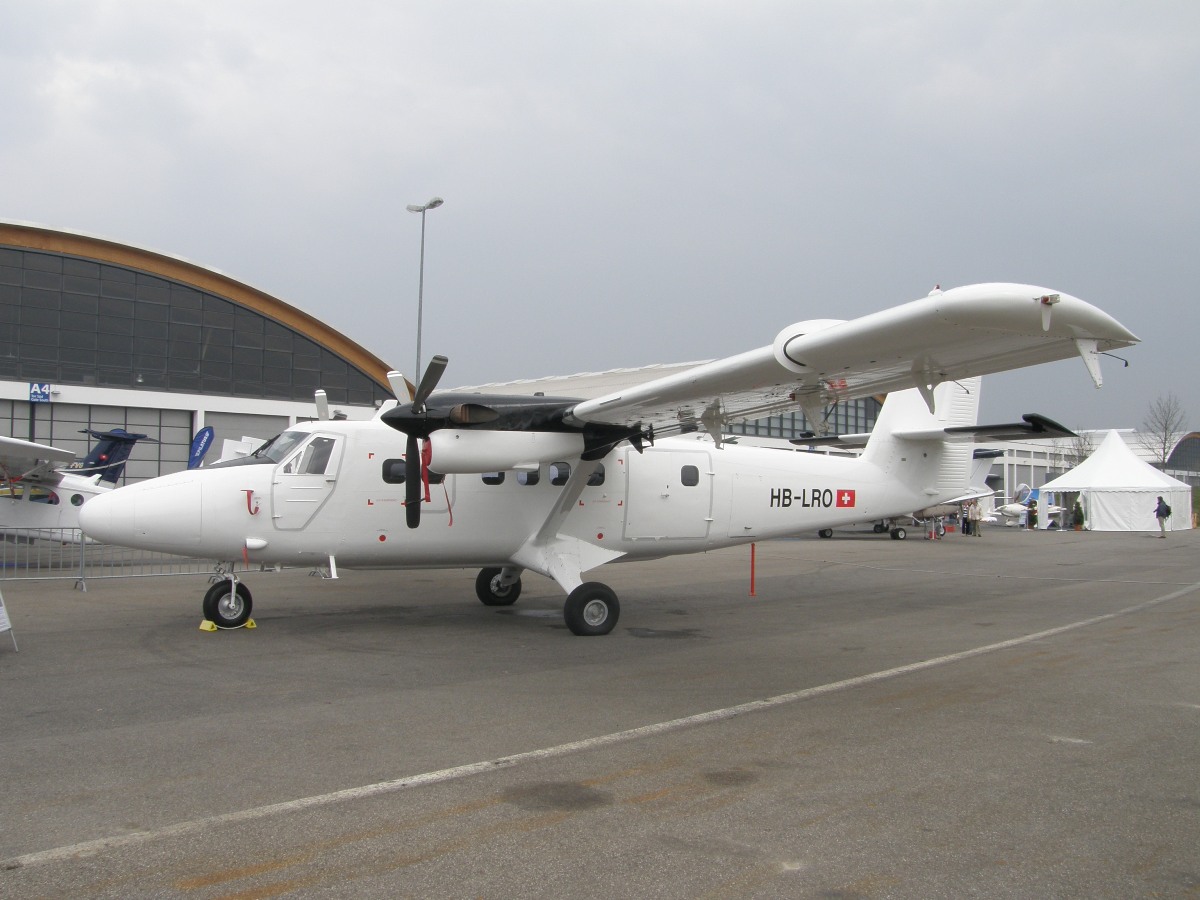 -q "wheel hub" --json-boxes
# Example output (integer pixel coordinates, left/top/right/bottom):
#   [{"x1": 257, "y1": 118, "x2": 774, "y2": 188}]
[
  {"x1": 218, "y1": 593, "x2": 244, "y2": 619},
  {"x1": 582, "y1": 599, "x2": 609, "y2": 627}
]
